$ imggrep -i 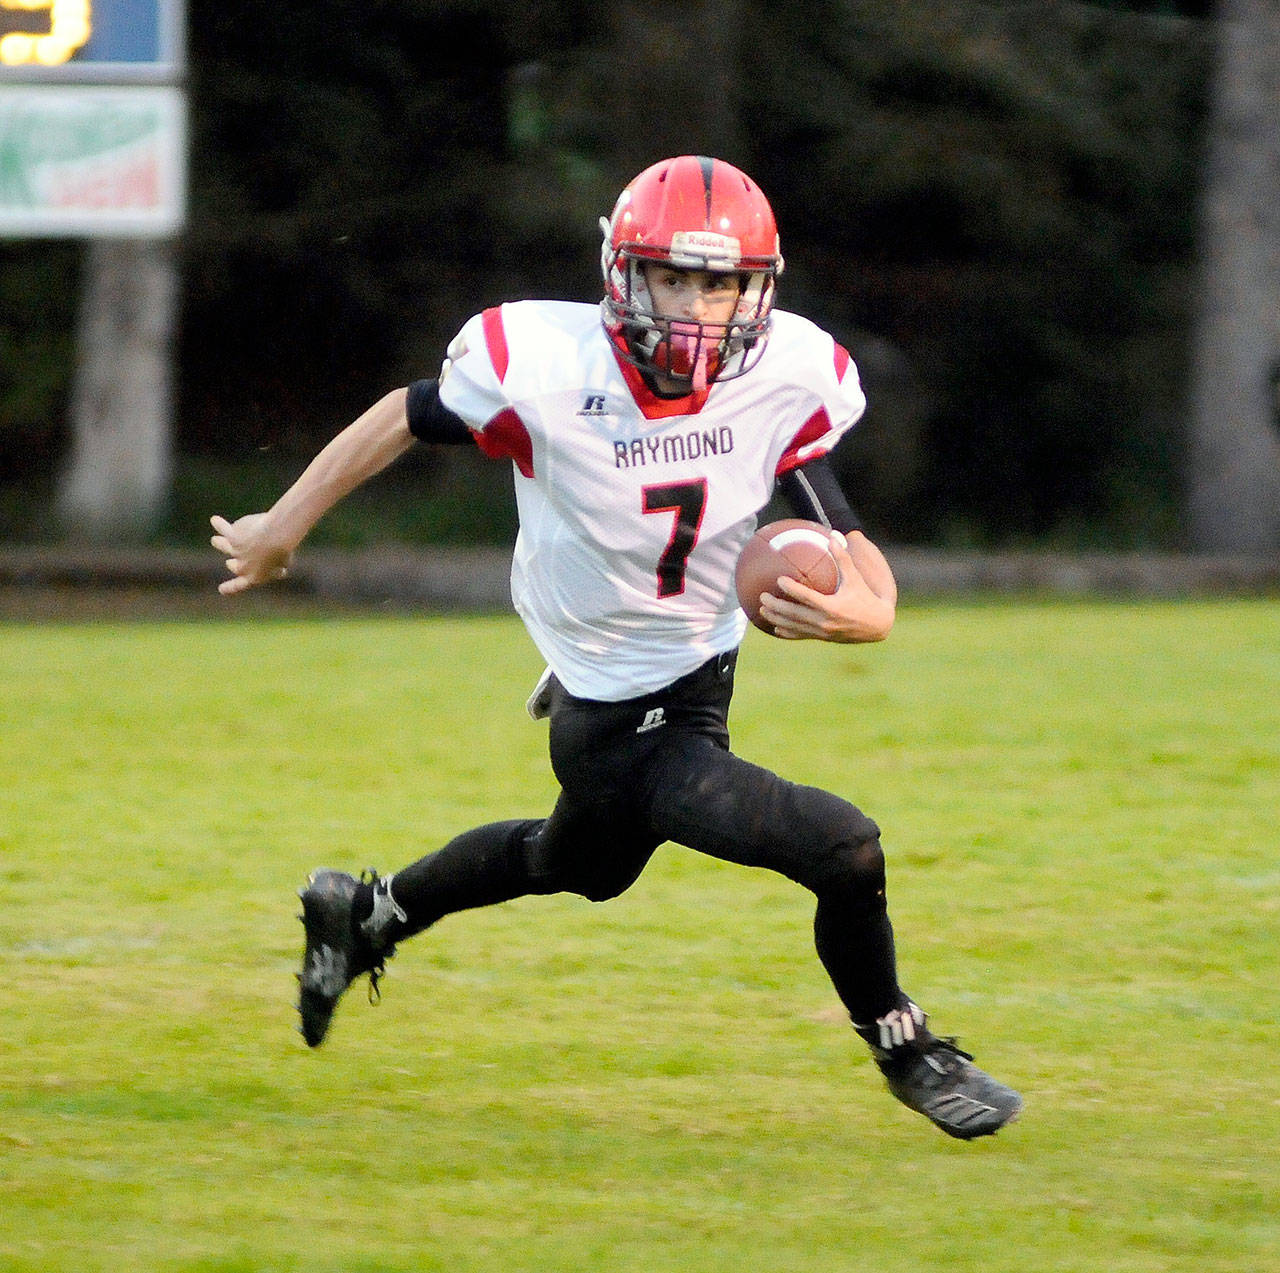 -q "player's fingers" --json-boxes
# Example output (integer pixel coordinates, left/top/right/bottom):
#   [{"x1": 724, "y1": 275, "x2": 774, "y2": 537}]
[
  {"x1": 760, "y1": 588, "x2": 802, "y2": 614},
  {"x1": 210, "y1": 517, "x2": 240, "y2": 555},
  {"x1": 768, "y1": 617, "x2": 811, "y2": 641},
  {"x1": 774, "y1": 575, "x2": 827, "y2": 605},
  {"x1": 760, "y1": 591, "x2": 813, "y2": 629},
  {"x1": 824, "y1": 543, "x2": 875, "y2": 601},
  {"x1": 218, "y1": 575, "x2": 249, "y2": 596},
  {"x1": 826, "y1": 530, "x2": 854, "y2": 567}
]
